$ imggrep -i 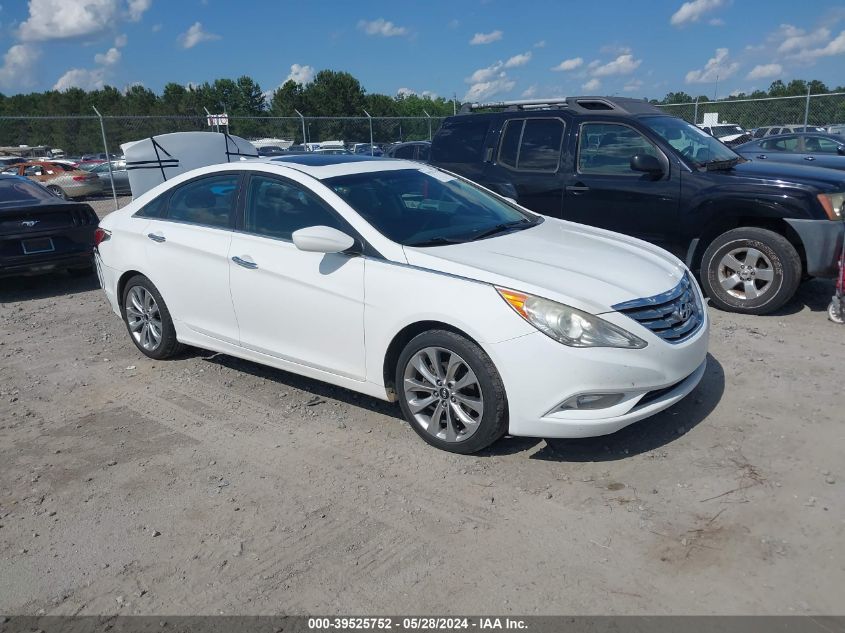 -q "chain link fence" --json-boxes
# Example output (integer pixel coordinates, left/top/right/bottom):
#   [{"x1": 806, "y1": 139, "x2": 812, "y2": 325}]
[{"x1": 656, "y1": 92, "x2": 845, "y2": 129}]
